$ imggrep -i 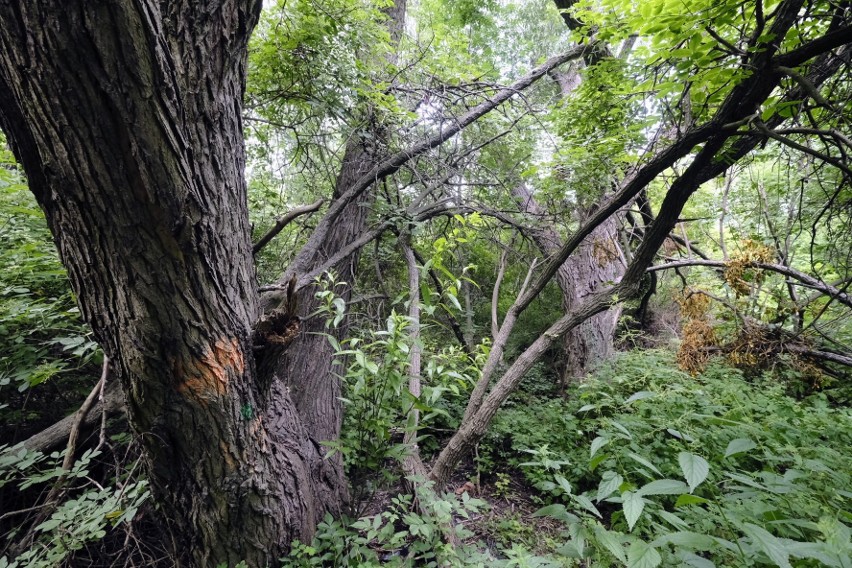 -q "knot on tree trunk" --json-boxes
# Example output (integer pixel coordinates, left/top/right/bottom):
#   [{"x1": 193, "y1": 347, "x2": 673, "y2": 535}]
[{"x1": 253, "y1": 310, "x2": 301, "y2": 348}]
